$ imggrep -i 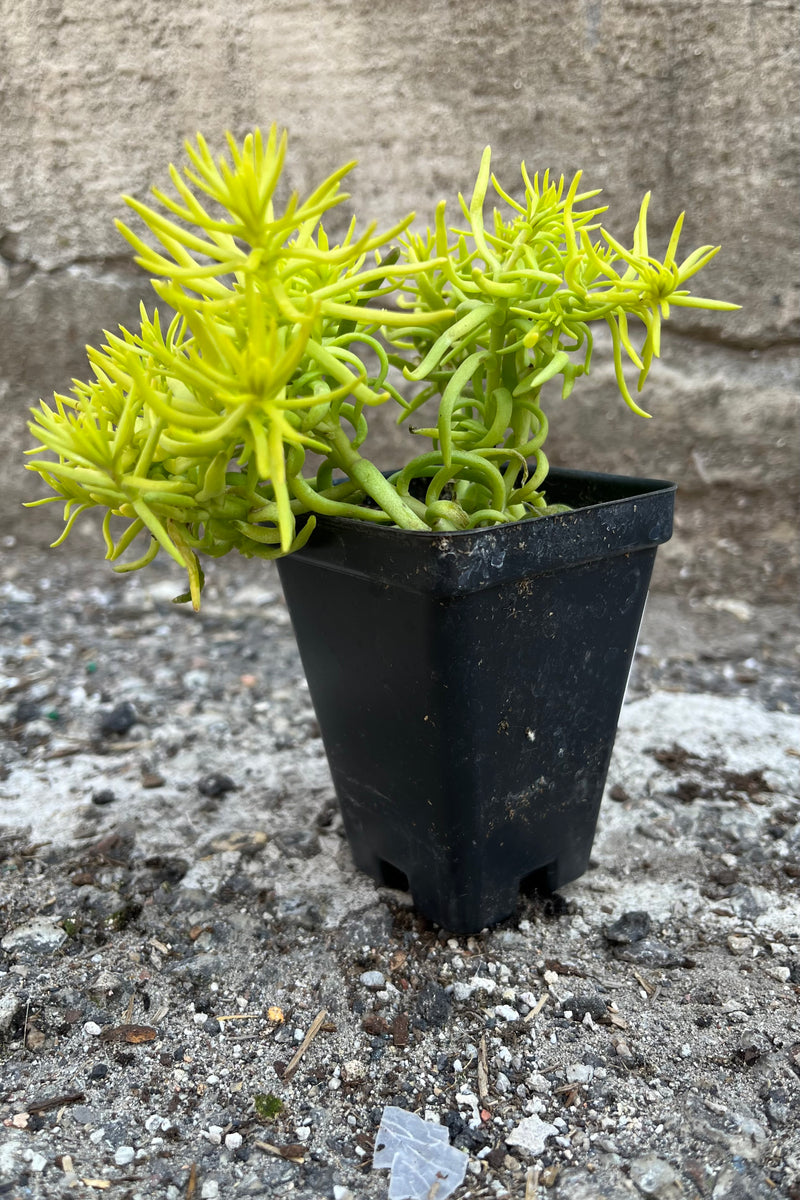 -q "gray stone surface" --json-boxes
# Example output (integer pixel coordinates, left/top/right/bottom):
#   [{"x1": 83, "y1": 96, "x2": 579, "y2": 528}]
[
  {"x1": 0, "y1": 549, "x2": 799, "y2": 1198},
  {"x1": 2, "y1": 0, "x2": 798, "y2": 599},
  {"x1": 0, "y1": 917, "x2": 69, "y2": 955}
]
